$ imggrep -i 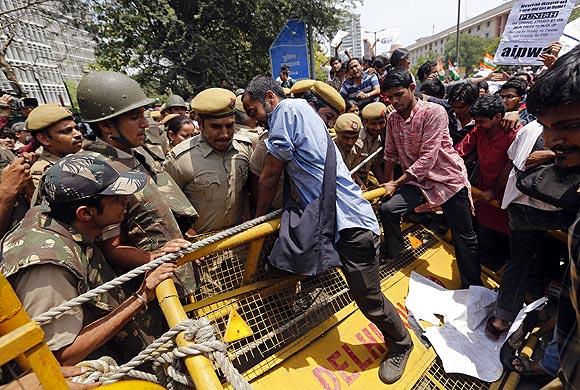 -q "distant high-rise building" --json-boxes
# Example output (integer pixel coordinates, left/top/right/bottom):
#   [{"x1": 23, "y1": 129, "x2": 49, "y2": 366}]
[
  {"x1": 338, "y1": 13, "x2": 362, "y2": 59},
  {"x1": 0, "y1": 1, "x2": 95, "y2": 106}
]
